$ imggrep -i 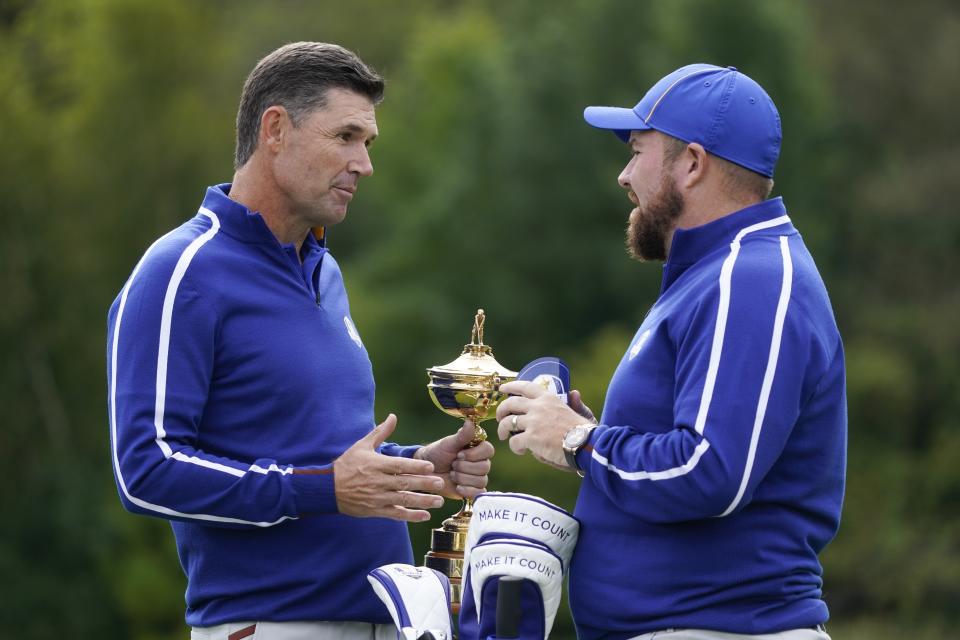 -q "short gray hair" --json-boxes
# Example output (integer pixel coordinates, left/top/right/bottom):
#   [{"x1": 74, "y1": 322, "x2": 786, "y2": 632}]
[{"x1": 234, "y1": 42, "x2": 384, "y2": 169}]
